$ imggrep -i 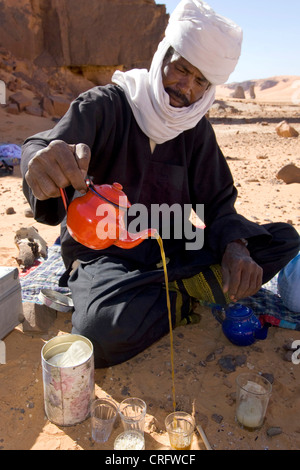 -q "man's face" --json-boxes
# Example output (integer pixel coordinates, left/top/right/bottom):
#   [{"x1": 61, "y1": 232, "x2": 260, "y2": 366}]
[{"x1": 161, "y1": 51, "x2": 211, "y2": 108}]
